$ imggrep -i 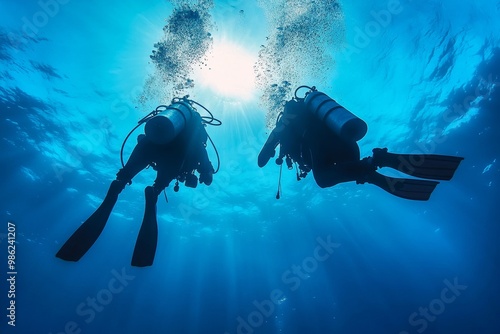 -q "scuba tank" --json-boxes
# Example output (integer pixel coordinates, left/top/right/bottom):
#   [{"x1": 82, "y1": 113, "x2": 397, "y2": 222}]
[
  {"x1": 302, "y1": 86, "x2": 368, "y2": 142},
  {"x1": 120, "y1": 96, "x2": 222, "y2": 192},
  {"x1": 144, "y1": 101, "x2": 193, "y2": 145}
]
